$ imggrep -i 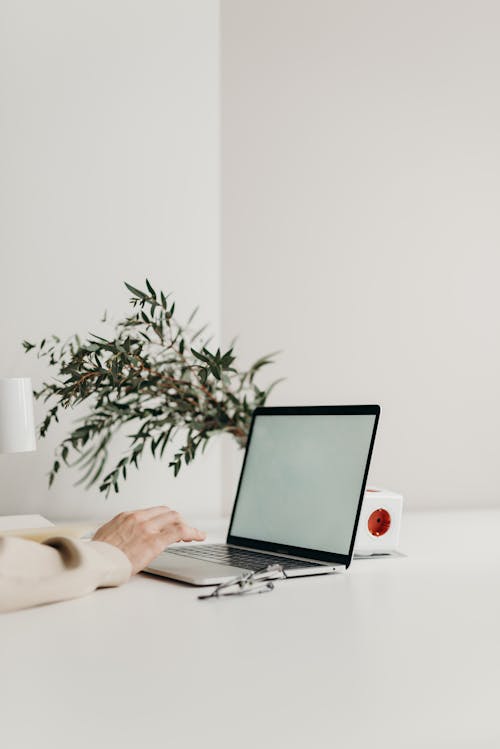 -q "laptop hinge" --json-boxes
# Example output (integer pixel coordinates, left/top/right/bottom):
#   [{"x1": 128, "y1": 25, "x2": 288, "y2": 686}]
[{"x1": 226, "y1": 542, "x2": 343, "y2": 568}]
